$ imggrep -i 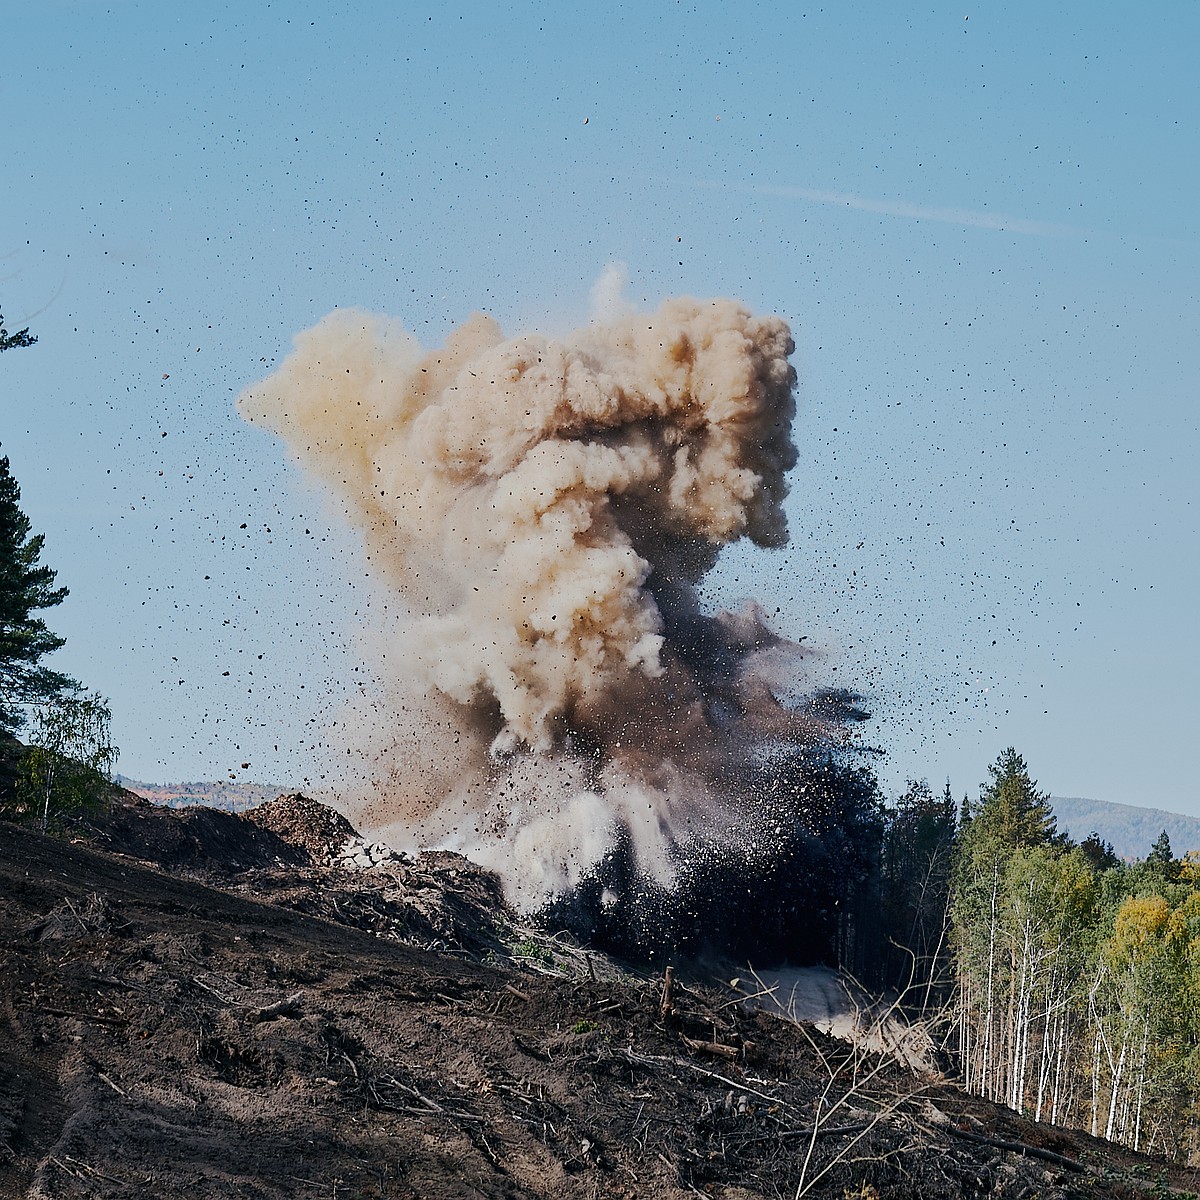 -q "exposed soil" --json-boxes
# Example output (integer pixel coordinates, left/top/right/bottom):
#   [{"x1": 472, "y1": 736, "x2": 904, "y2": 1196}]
[{"x1": 2, "y1": 796, "x2": 1198, "y2": 1199}]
